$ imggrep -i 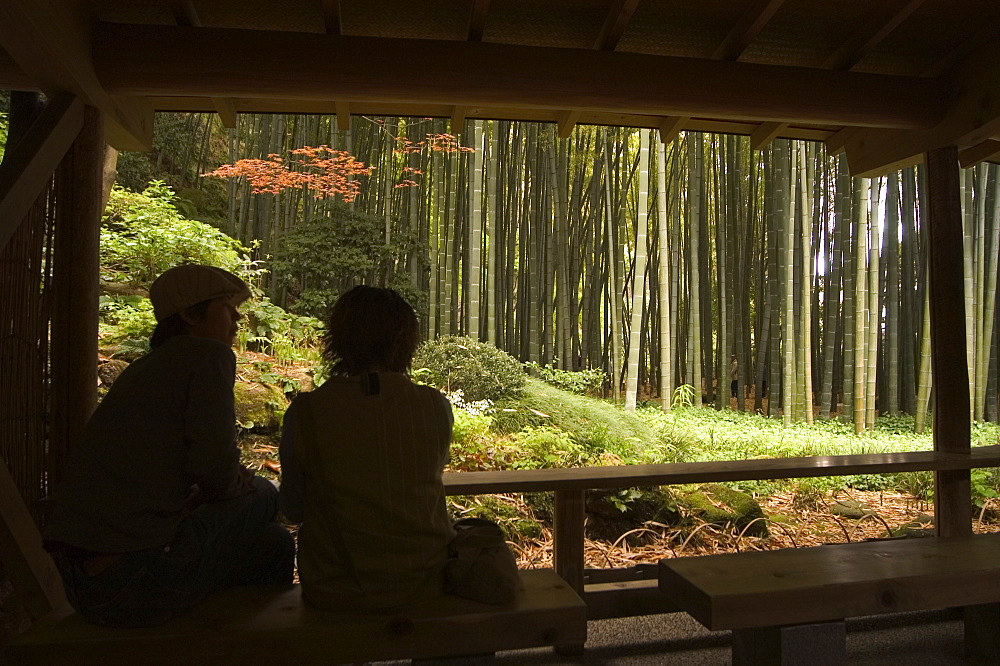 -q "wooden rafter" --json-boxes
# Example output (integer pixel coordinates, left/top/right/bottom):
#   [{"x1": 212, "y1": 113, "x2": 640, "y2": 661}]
[
  {"x1": 467, "y1": 0, "x2": 491, "y2": 42},
  {"x1": 958, "y1": 139, "x2": 1000, "y2": 169},
  {"x1": 822, "y1": 0, "x2": 925, "y2": 71},
  {"x1": 89, "y1": 23, "x2": 946, "y2": 132},
  {"x1": 712, "y1": 0, "x2": 786, "y2": 61},
  {"x1": 593, "y1": 0, "x2": 643, "y2": 52},
  {"x1": 335, "y1": 100, "x2": 351, "y2": 131},
  {"x1": 322, "y1": 0, "x2": 342, "y2": 35},
  {"x1": 557, "y1": 110, "x2": 581, "y2": 139},
  {"x1": 0, "y1": 0, "x2": 151, "y2": 151},
  {"x1": 167, "y1": 0, "x2": 201, "y2": 27},
  {"x1": 212, "y1": 97, "x2": 238, "y2": 129},
  {"x1": 658, "y1": 116, "x2": 688, "y2": 144},
  {"x1": 451, "y1": 106, "x2": 468, "y2": 135},
  {"x1": 0, "y1": 94, "x2": 83, "y2": 251},
  {"x1": 750, "y1": 122, "x2": 788, "y2": 151}
]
